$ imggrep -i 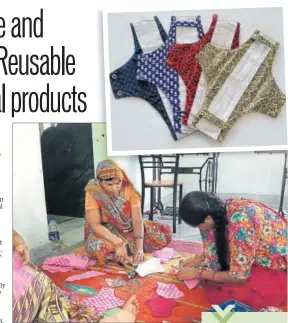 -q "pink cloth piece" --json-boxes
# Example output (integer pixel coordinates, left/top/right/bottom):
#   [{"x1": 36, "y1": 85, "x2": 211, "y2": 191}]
[
  {"x1": 152, "y1": 248, "x2": 181, "y2": 264},
  {"x1": 88, "y1": 260, "x2": 96, "y2": 266},
  {"x1": 167, "y1": 240, "x2": 203, "y2": 254},
  {"x1": 171, "y1": 250, "x2": 181, "y2": 259},
  {"x1": 42, "y1": 264, "x2": 74, "y2": 273},
  {"x1": 156, "y1": 282, "x2": 184, "y2": 299},
  {"x1": 43, "y1": 254, "x2": 93, "y2": 269},
  {"x1": 13, "y1": 252, "x2": 35, "y2": 302},
  {"x1": 152, "y1": 248, "x2": 174, "y2": 263},
  {"x1": 184, "y1": 279, "x2": 200, "y2": 289},
  {"x1": 83, "y1": 287, "x2": 125, "y2": 314},
  {"x1": 42, "y1": 254, "x2": 96, "y2": 273},
  {"x1": 145, "y1": 292, "x2": 178, "y2": 318},
  {"x1": 65, "y1": 271, "x2": 105, "y2": 282}
]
